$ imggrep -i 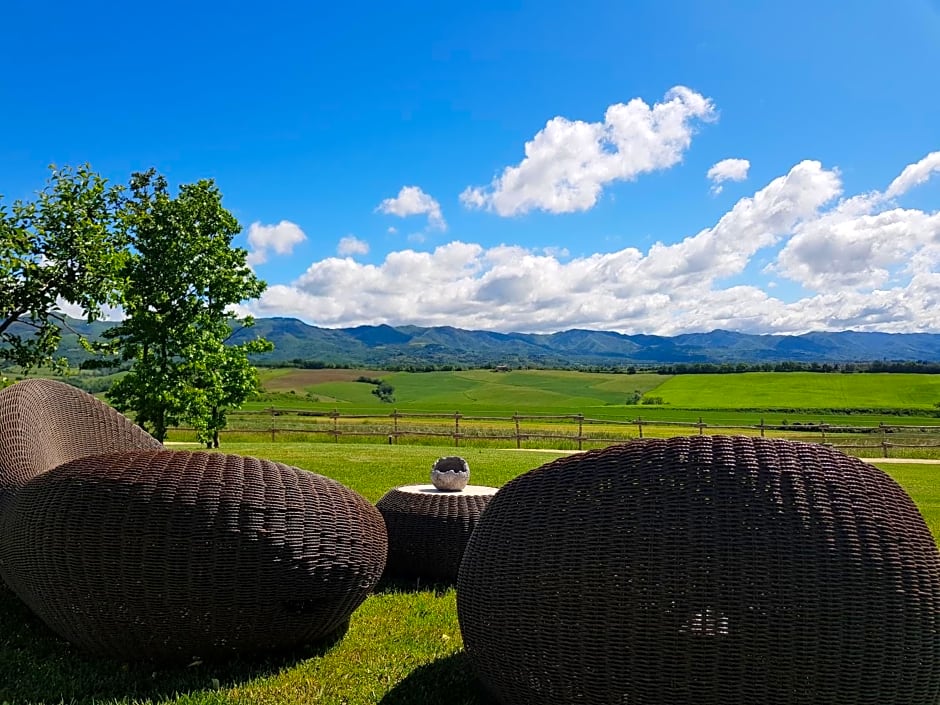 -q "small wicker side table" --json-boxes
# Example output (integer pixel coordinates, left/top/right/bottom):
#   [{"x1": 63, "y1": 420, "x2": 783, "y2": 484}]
[{"x1": 376, "y1": 484, "x2": 497, "y2": 582}]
